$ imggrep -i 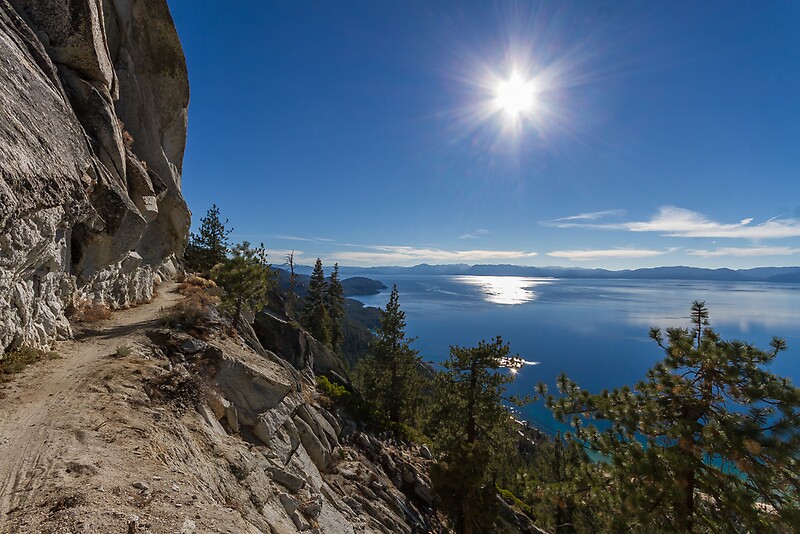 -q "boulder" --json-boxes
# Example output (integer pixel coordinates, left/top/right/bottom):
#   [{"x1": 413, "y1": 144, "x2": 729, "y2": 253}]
[
  {"x1": 269, "y1": 466, "x2": 306, "y2": 494},
  {"x1": 419, "y1": 445, "x2": 433, "y2": 460},
  {"x1": 180, "y1": 338, "x2": 207, "y2": 354},
  {"x1": 293, "y1": 415, "x2": 331, "y2": 471},
  {"x1": 196, "y1": 402, "x2": 227, "y2": 436},
  {"x1": 254, "y1": 309, "x2": 349, "y2": 378},
  {"x1": 413, "y1": 481, "x2": 433, "y2": 508},
  {"x1": 278, "y1": 492, "x2": 298, "y2": 516},
  {"x1": 296, "y1": 404, "x2": 339, "y2": 449}
]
